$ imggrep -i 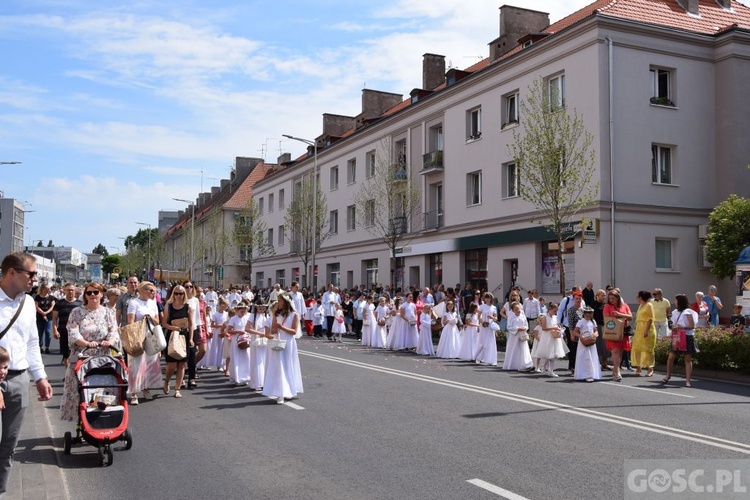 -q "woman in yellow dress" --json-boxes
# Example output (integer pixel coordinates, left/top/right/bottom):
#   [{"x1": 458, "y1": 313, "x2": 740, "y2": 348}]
[{"x1": 632, "y1": 290, "x2": 657, "y2": 376}]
